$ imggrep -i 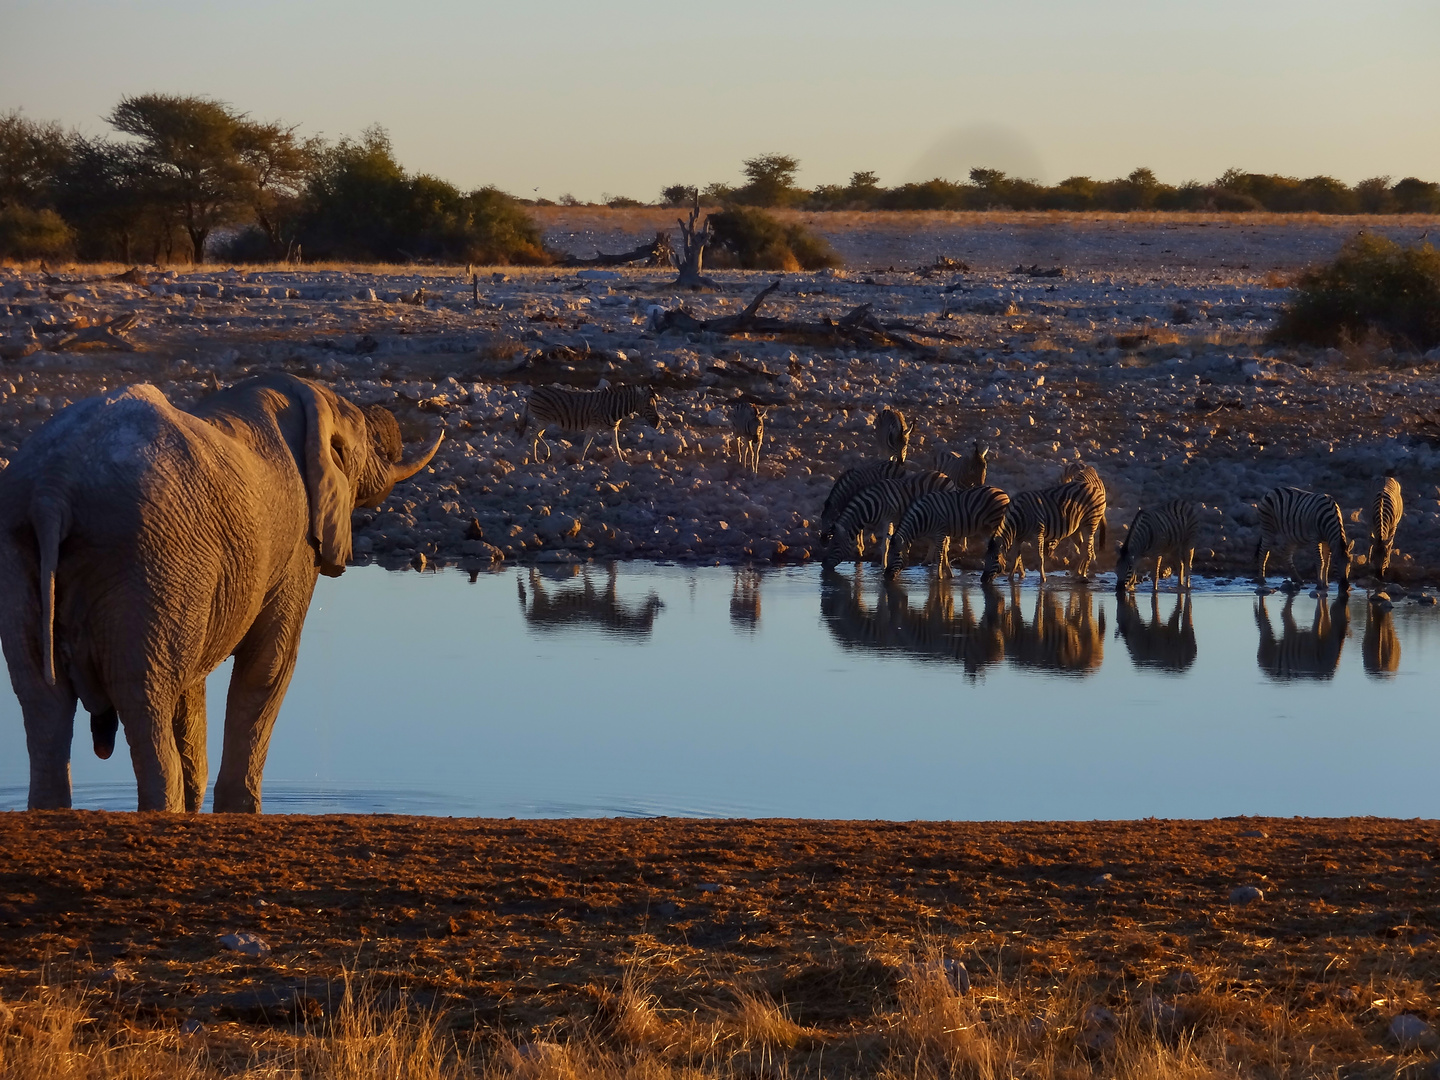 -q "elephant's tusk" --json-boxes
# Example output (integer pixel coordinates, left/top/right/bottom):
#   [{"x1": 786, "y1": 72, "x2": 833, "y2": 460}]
[{"x1": 389, "y1": 428, "x2": 444, "y2": 486}]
